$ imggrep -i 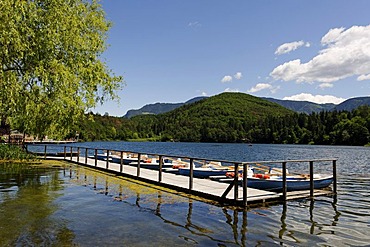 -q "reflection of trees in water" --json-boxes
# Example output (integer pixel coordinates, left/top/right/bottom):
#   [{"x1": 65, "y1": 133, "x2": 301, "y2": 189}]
[{"x1": 0, "y1": 163, "x2": 75, "y2": 246}]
